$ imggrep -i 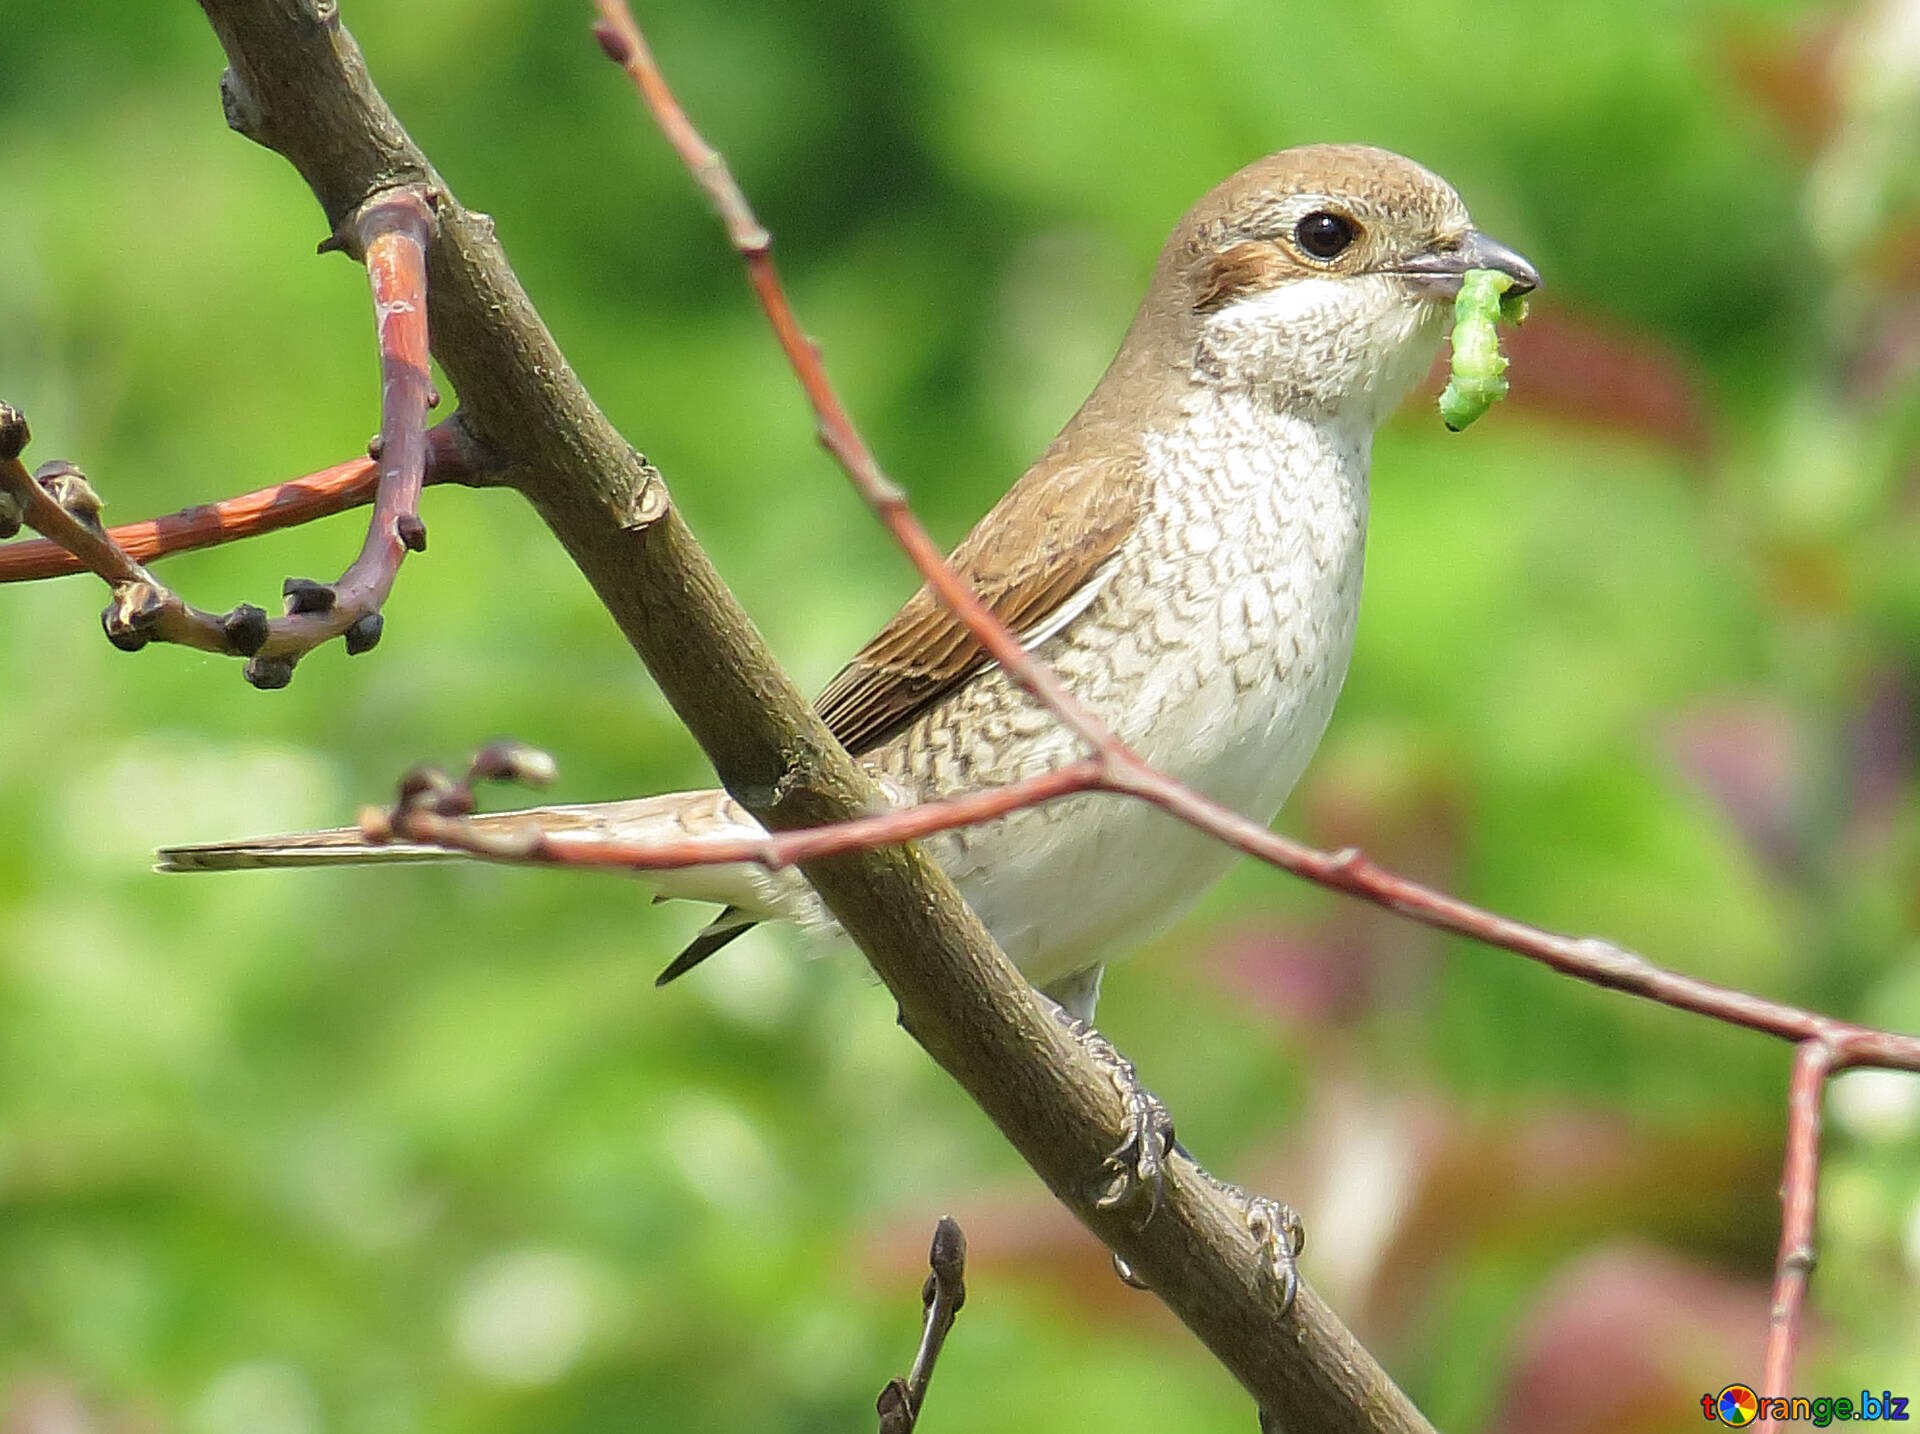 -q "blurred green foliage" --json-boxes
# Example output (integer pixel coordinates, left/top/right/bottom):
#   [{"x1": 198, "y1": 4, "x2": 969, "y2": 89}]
[{"x1": 2, "y1": 1, "x2": 1917, "y2": 1431}]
